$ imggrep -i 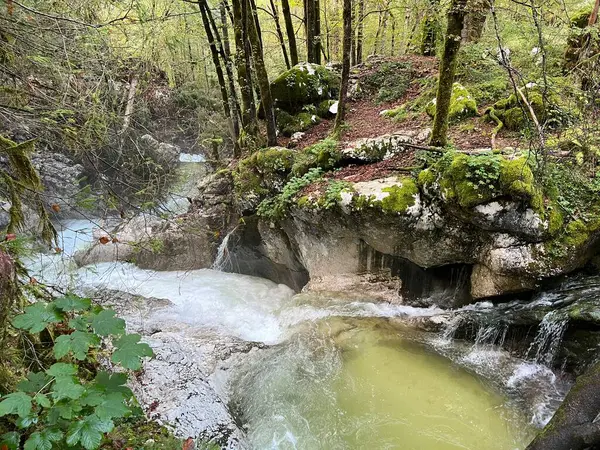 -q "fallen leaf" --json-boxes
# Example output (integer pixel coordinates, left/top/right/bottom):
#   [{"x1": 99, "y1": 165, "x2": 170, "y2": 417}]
[
  {"x1": 51, "y1": 203, "x2": 61, "y2": 212},
  {"x1": 182, "y1": 437, "x2": 194, "y2": 450},
  {"x1": 30, "y1": 277, "x2": 37, "y2": 285},
  {"x1": 55, "y1": 247, "x2": 62, "y2": 253},
  {"x1": 99, "y1": 236, "x2": 110, "y2": 245},
  {"x1": 5, "y1": 233, "x2": 16, "y2": 241},
  {"x1": 112, "y1": 237, "x2": 119, "y2": 243}
]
